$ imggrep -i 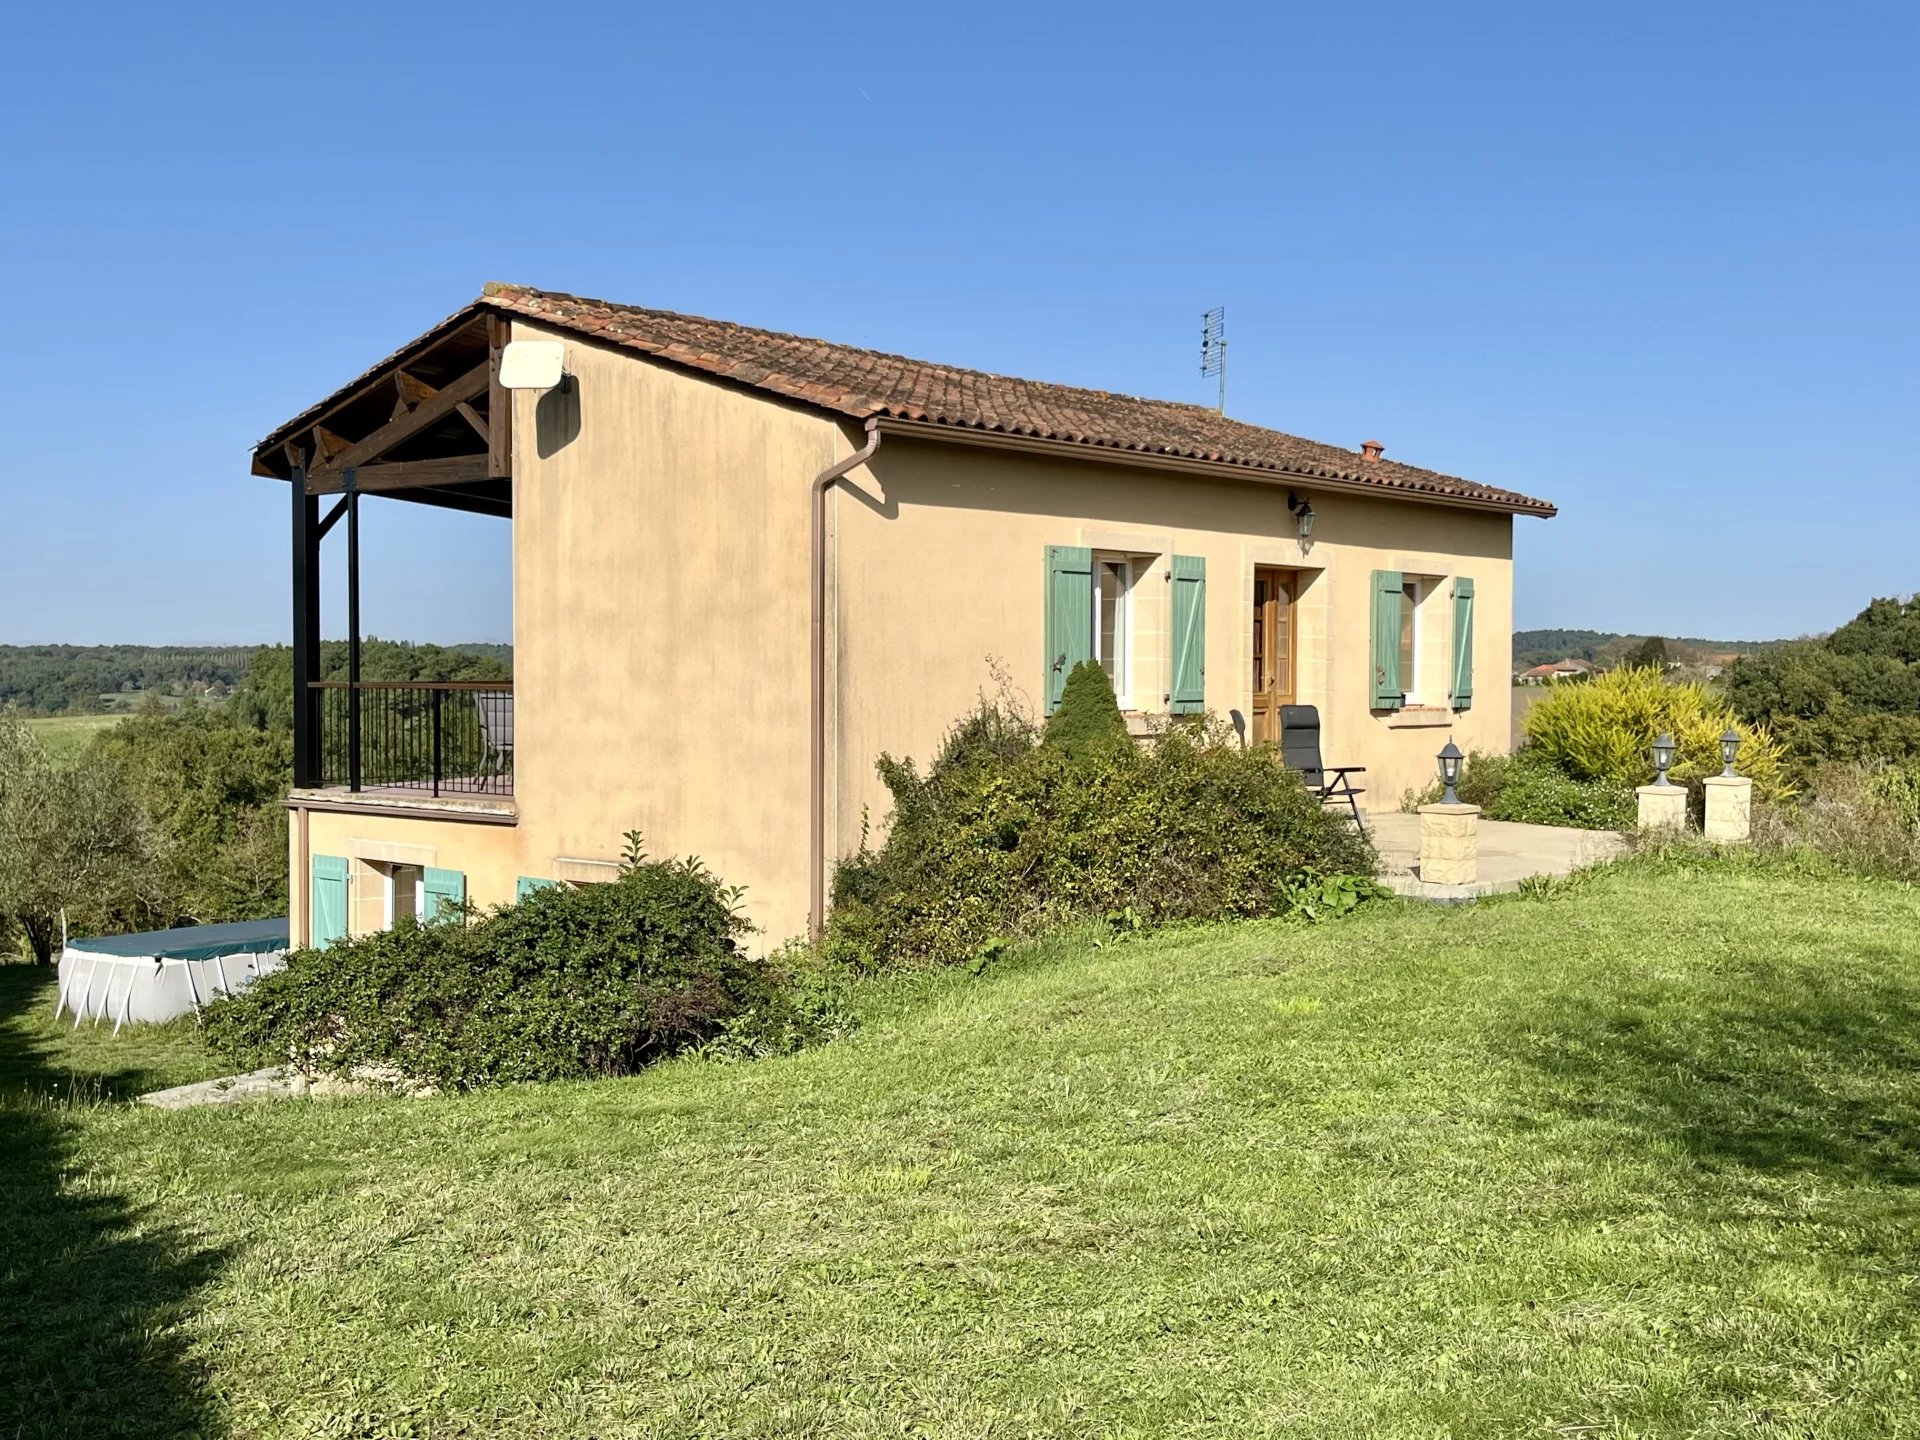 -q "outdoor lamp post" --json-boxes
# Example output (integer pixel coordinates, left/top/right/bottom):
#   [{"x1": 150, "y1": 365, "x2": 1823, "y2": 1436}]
[
  {"x1": 1706, "y1": 727, "x2": 1754, "y2": 842},
  {"x1": 1420, "y1": 739, "x2": 1480, "y2": 885},
  {"x1": 1438, "y1": 739, "x2": 1464, "y2": 806},
  {"x1": 1651, "y1": 732, "x2": 1677, "y2": 788}
]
